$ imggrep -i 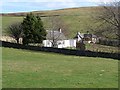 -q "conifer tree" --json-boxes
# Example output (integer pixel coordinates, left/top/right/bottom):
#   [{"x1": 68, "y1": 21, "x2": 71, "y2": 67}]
[{"x1": 22, "y1": 13, "x2": 46, "y2": 45}]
